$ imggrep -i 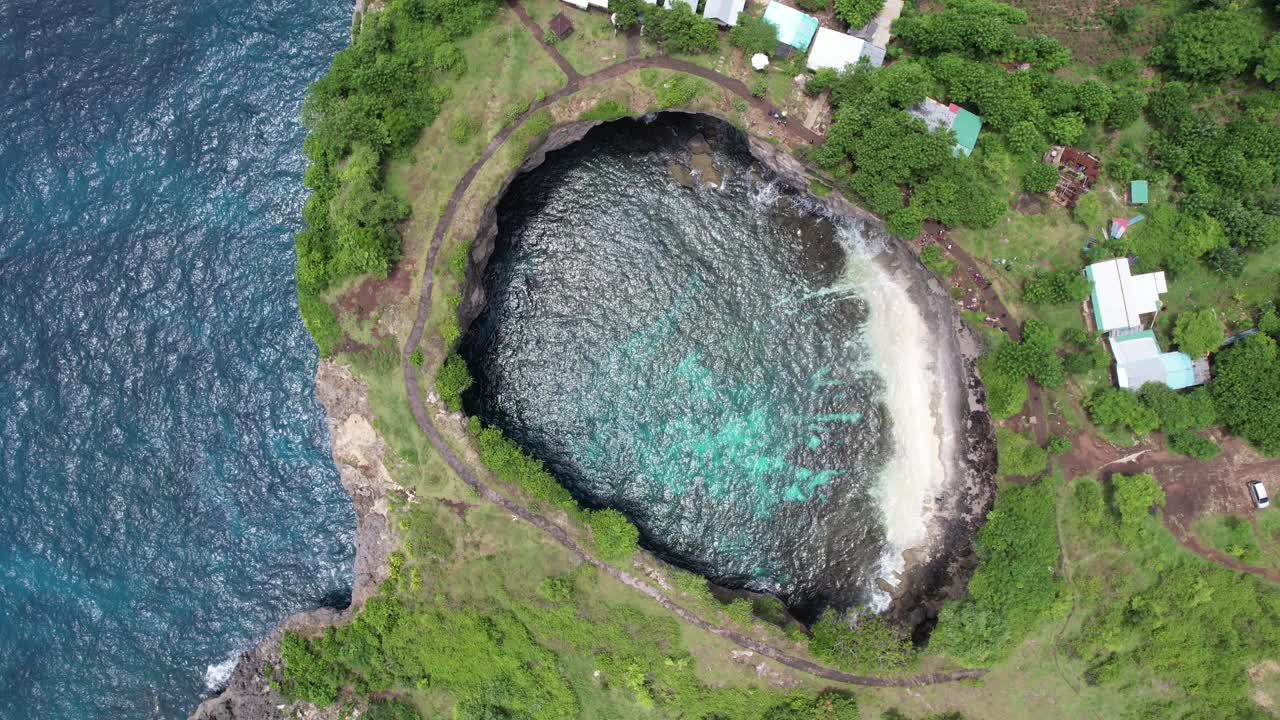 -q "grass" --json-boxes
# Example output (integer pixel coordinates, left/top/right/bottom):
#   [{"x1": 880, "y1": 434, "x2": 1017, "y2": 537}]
[{"x1": 1193, "y1": 512, "x2": 1277, "y2": 568}]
